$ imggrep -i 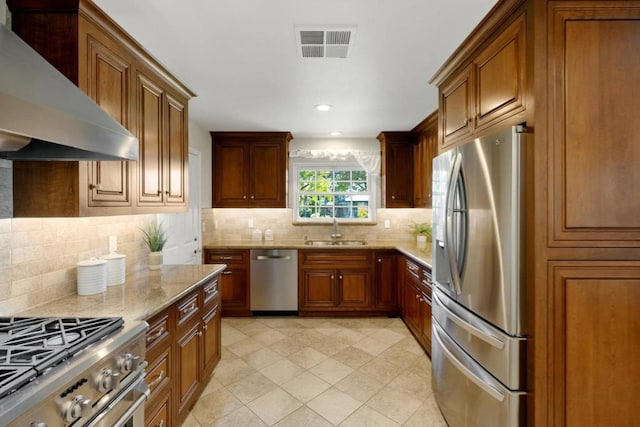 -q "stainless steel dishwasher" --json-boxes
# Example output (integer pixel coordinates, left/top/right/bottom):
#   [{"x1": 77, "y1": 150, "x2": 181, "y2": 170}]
[{"x1": 250, "y1": 249, "x2": 298, "y2": 314}]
